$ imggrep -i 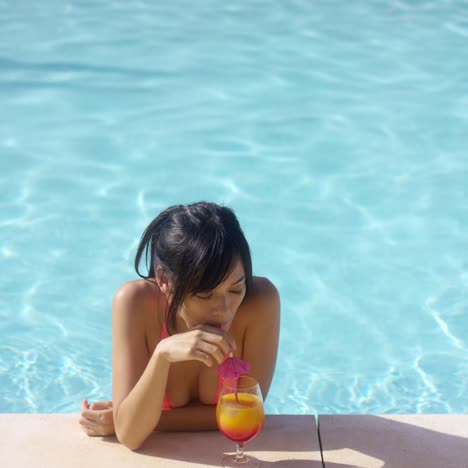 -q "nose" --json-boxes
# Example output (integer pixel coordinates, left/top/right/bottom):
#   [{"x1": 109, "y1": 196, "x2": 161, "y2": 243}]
[{"x1": 209, "y1": 295, "x2": 229, "y2": 317}]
